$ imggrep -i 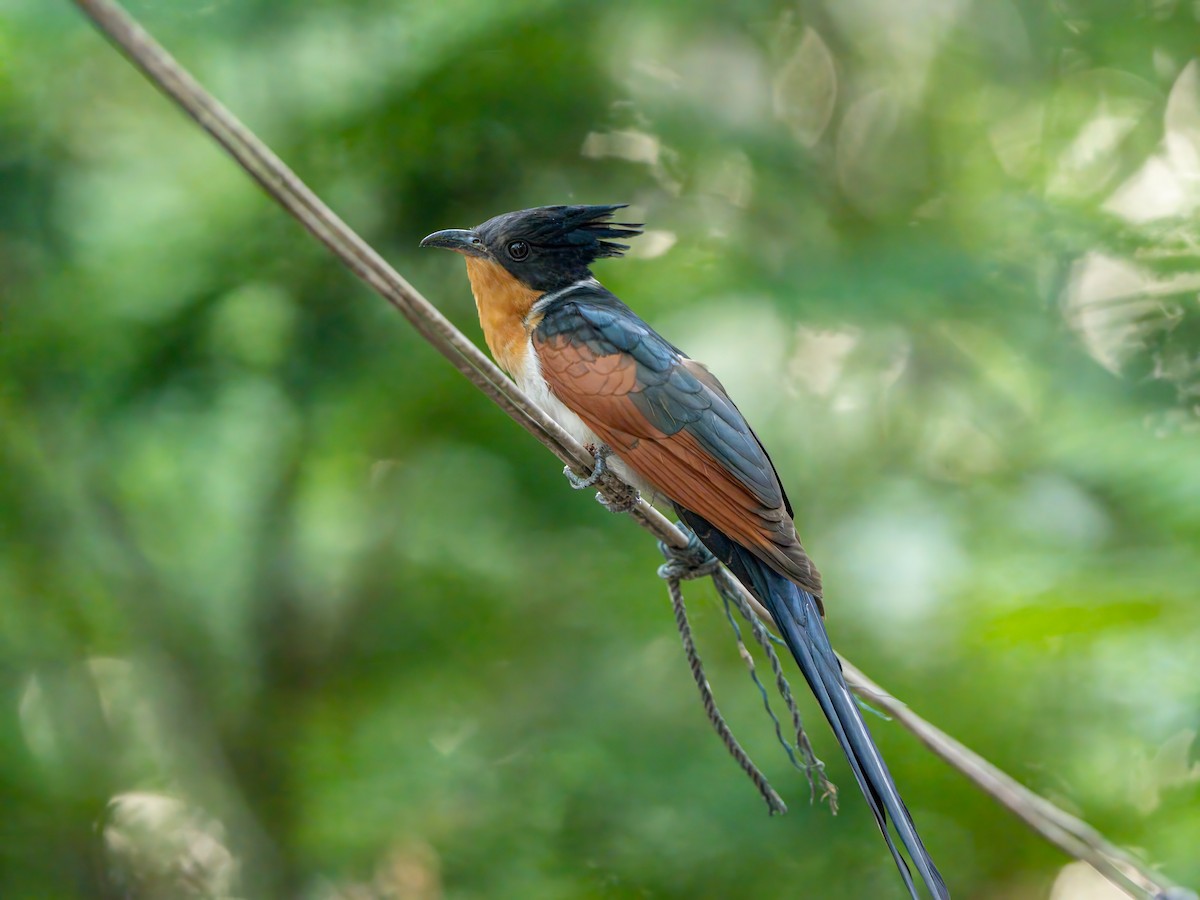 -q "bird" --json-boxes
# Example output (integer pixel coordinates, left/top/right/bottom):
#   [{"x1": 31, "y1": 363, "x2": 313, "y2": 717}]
[{"x1": 421, "y1": 204, "x2": 948, "y2": 899}]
